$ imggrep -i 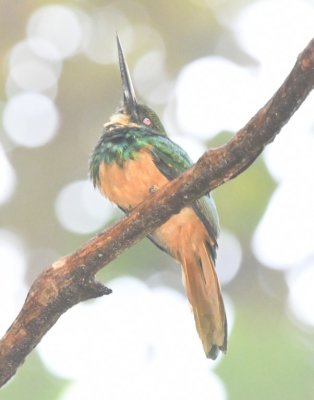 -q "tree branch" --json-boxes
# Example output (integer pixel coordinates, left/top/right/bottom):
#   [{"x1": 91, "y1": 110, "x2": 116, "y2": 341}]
[{"x1": 1, "y1": 38, "x2": 314, "y2": 387}]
